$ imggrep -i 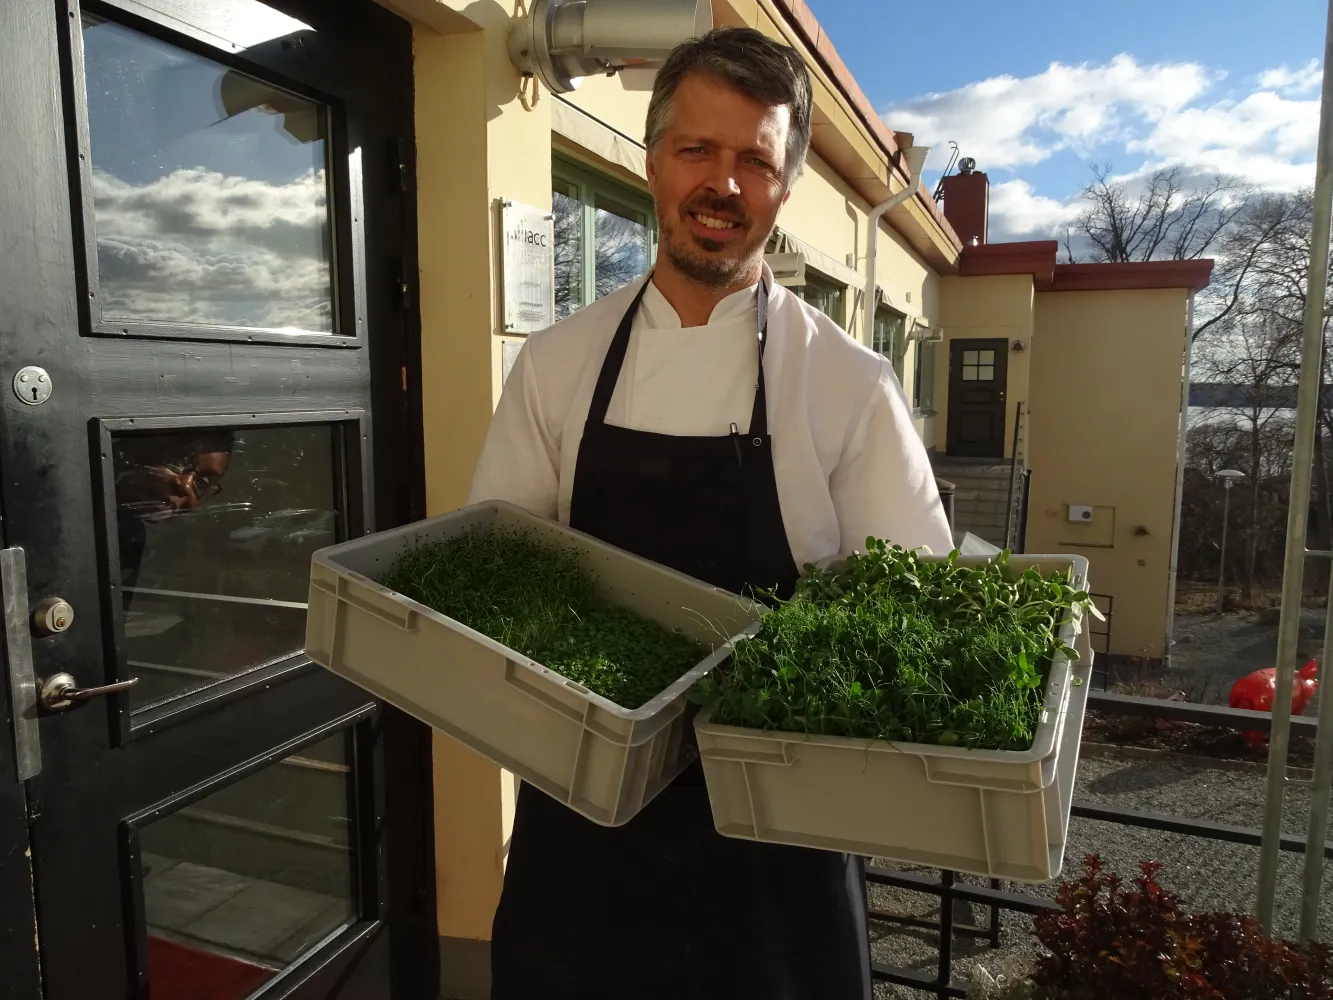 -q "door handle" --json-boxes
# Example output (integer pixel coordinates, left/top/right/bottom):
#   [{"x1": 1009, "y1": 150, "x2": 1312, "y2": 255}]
[
  {"x1": 0, "y1": 548, "x2": 40, "y2": 780},
  {"x1": 38, "y1": 673, "x2": 138, "y2": 713}
]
